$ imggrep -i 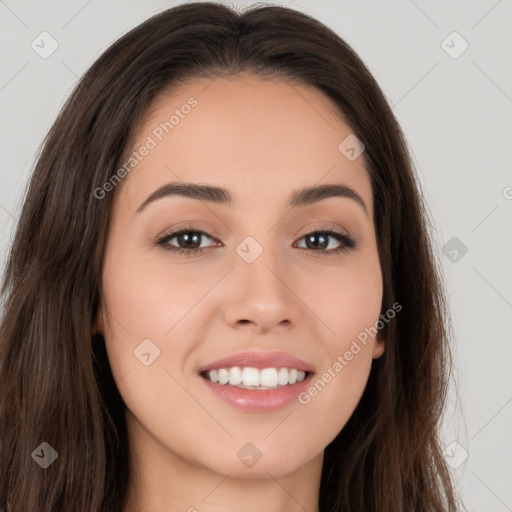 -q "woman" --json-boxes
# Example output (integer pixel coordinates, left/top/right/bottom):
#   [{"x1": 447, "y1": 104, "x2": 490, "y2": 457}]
[{"x1": 0, "y1": 2, "x2": 461, "y2": 511}]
